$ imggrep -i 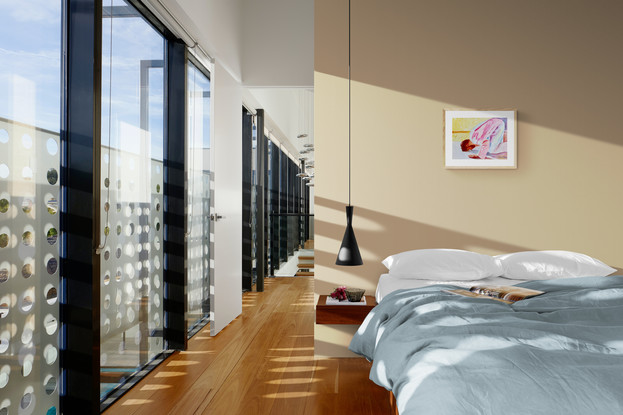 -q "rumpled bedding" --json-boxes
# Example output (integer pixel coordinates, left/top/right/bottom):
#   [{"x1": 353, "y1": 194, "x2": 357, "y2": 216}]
[{"x1": 349, "y1": 276, "x2": 623, "y2": 415}]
